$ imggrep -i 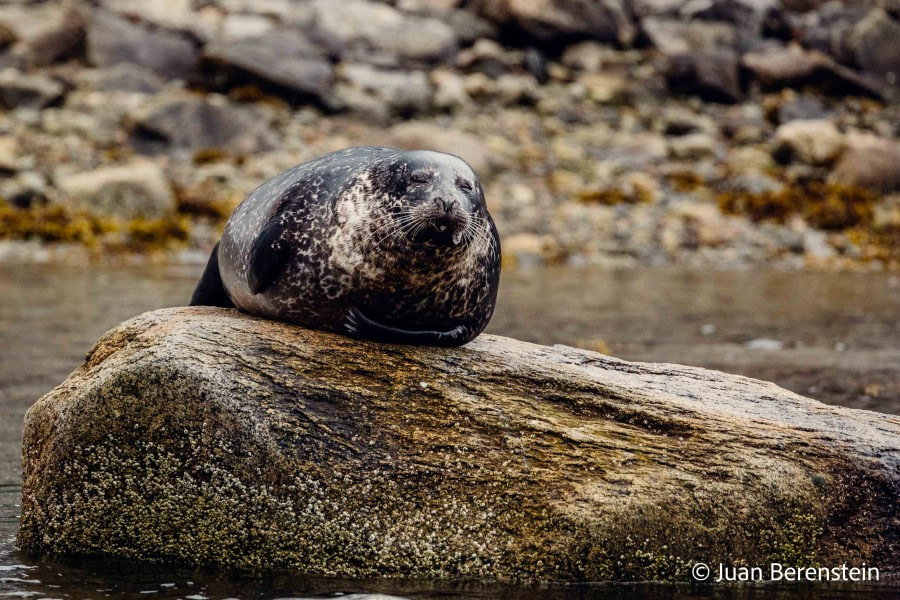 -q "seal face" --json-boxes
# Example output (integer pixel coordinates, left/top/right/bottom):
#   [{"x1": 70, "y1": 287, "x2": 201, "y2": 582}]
[{"x1": 190, "y1": 147, "x2": 501, "y2": 347}]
